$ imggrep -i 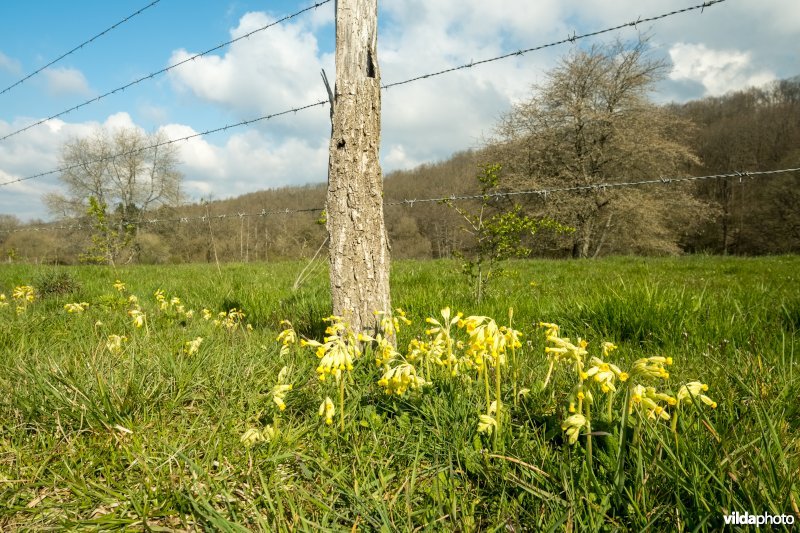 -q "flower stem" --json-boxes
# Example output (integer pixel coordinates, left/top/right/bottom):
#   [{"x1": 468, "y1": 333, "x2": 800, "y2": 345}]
[
  {"x1": 494, "y1": 356, "x2": 502, "y2": 450},
  {"x1": 585, "y1": 401, "x2": 593, "y2": 471},
  {"x1": 339, "y1": 376, "x2": 345, "y2": 431}
]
